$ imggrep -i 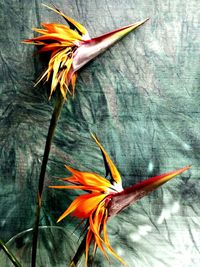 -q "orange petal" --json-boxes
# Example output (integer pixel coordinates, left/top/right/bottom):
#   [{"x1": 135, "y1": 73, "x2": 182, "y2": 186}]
[
  {"x1": 42, "y1": 4, "x2": 88, "y2": 37},
  {"x1": 65, "y1": 165, "x2": 113, "y2": 191},
  {"x1": 85, "y1": 230, "x2": 93, "y2": 267},
  {"x1": 57, "y1": 193, "x2": 106, "y2": 222},
  {"x1": 38, "y1": 43, "x2": 72, "y2": 53},
  {"x1": 89, "y1": 213, "x2": 108, "y2": 260},
  {"x1": 41, "y1": 23, "x2": 83, "y2": 41},
  {"x1": 91, "y1": 134, "x2": 122, "y2": 185},
  {"x1": 73, "y1": 193, "x2": 106, "y2": 218},
  {"x1": 102, "y1": 209, "x2": 127, "y2": 265},
  {"x1": 71, "y1": 72, "x2": 77, "y2": 96},
  {"x1": 28, "y1": 33, "x2": 79, "y2": 43}
]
